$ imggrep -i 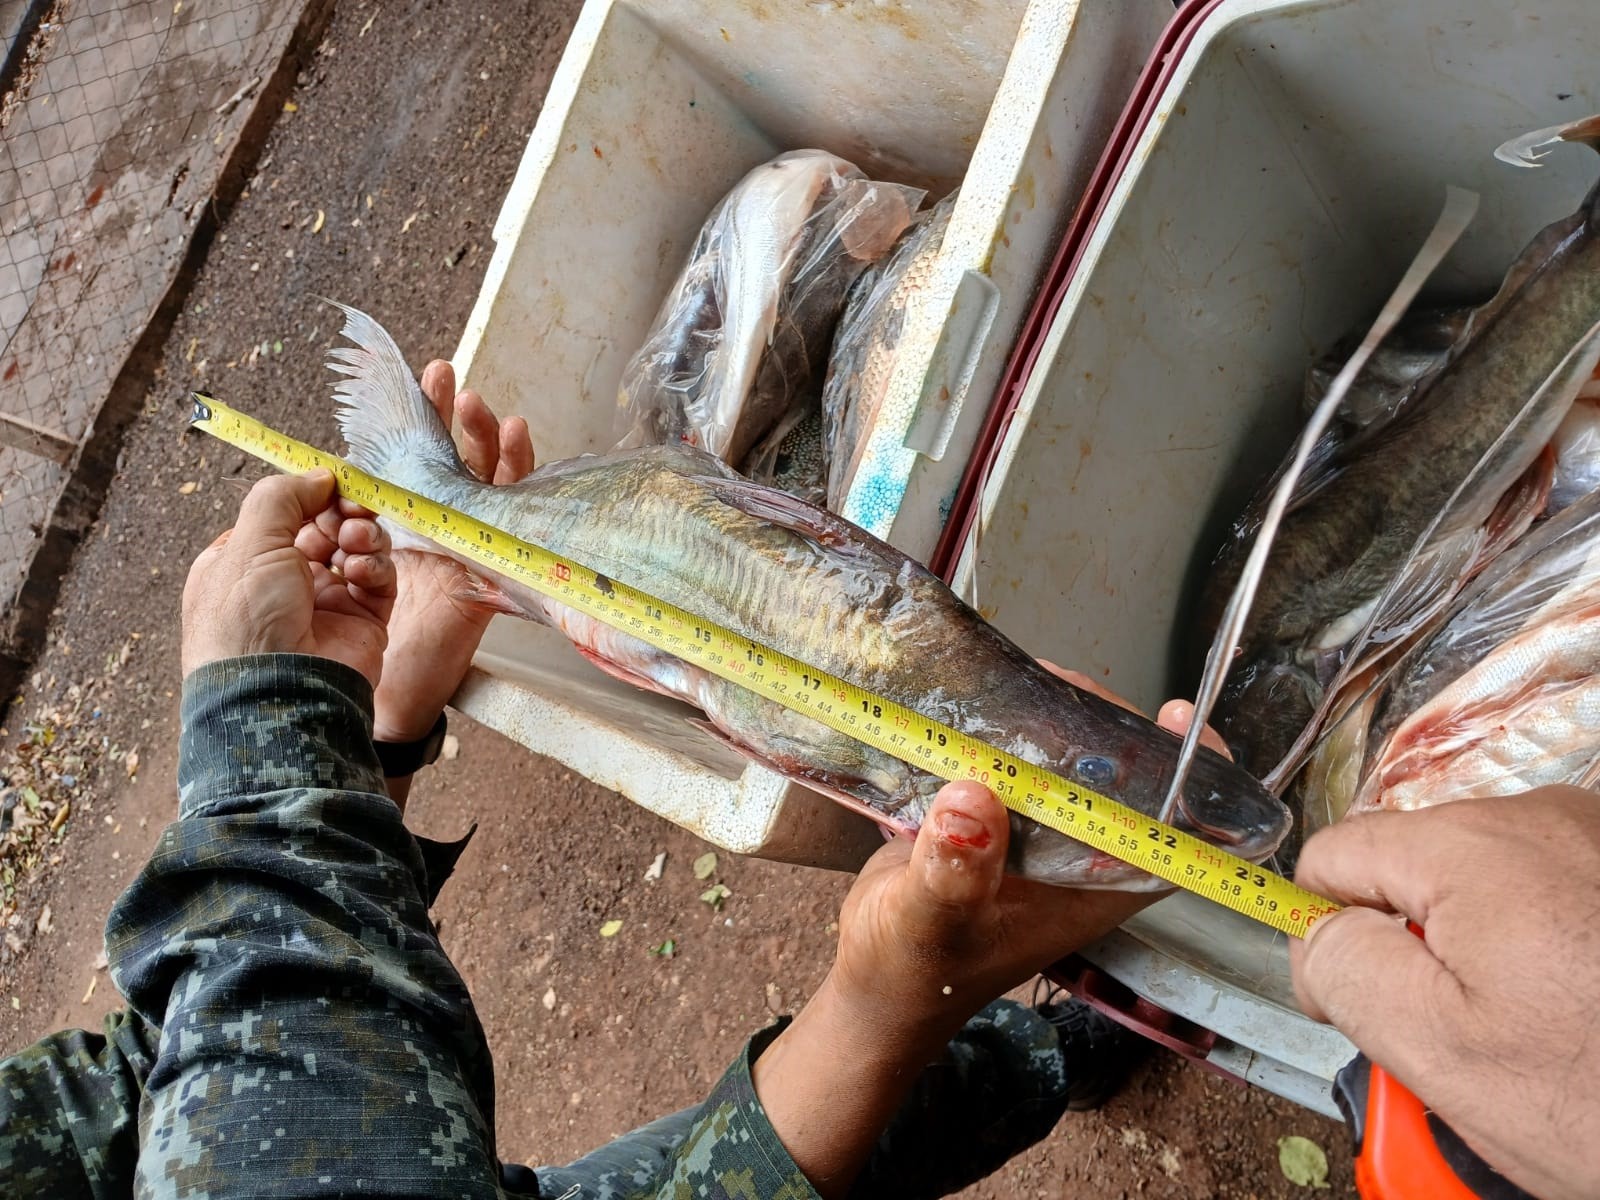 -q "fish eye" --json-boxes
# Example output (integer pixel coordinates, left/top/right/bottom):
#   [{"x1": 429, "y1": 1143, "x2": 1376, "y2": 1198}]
[{"x1": 1074, "y1": 755, "x2": 1117, "y2": 787}]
